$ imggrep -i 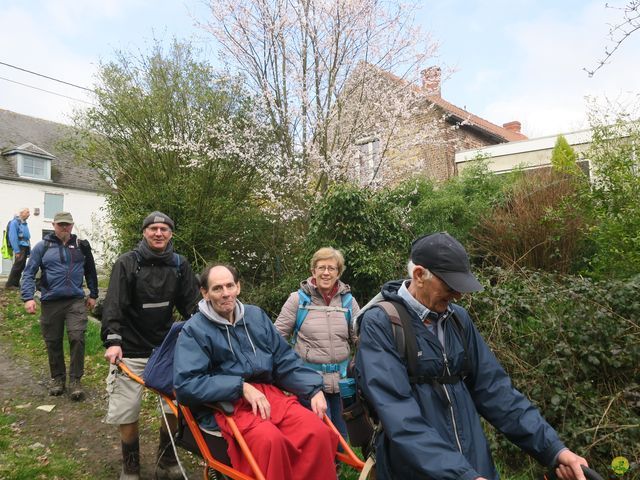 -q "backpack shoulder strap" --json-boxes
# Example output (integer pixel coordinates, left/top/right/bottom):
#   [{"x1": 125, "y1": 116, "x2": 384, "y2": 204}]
[
  {"x1": 133, "y1": 250, "x2": 143, "y2": 273},
  {"x1": 292, "y1": 289, "x2": 311, "y2": 344},
  {"x1": 78, "y1": 238, "x2": 91, "y2": 255},
  {"x1": 173, "y1": 253, "x2": 182, "y2": 278},
  {"x1": 341, "y1": 292, "x2": 353, "y2": 327},
  {"x1": 448, "y1": 310, "x2": 471, "y2": 378},
  {"x1": 43, "y1": 238, "x2": 64, "y2": 263},
  {"x1": 377, "y1": 301, "x2": 419, "y2": 380}
]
